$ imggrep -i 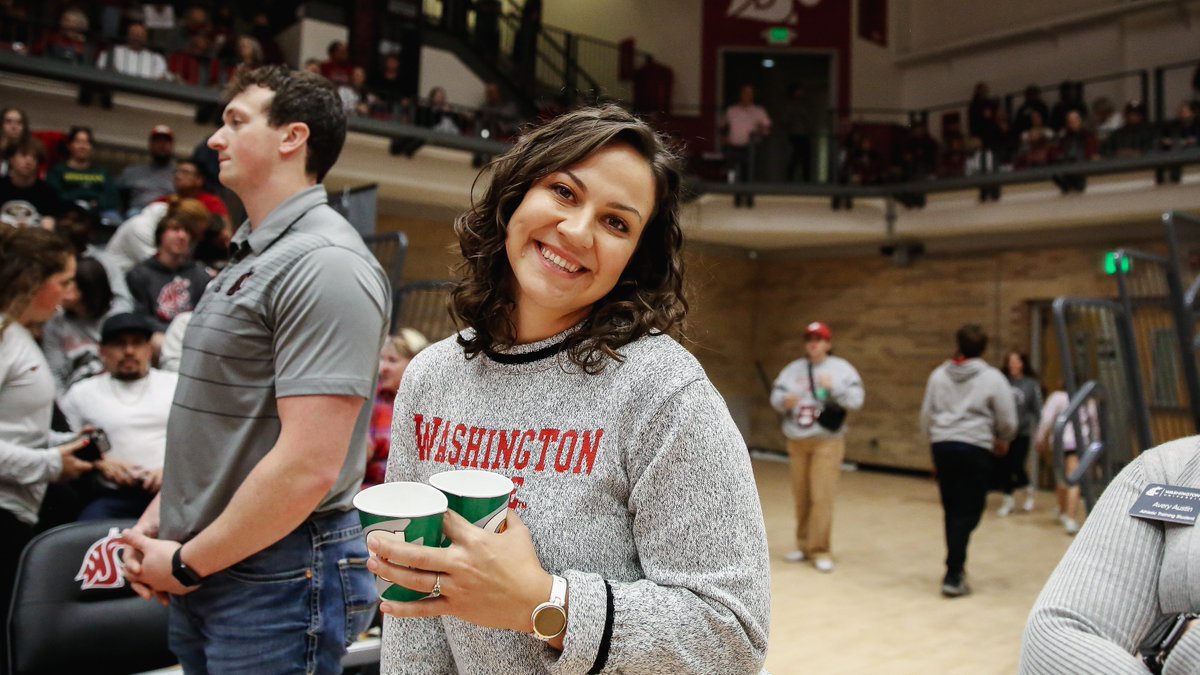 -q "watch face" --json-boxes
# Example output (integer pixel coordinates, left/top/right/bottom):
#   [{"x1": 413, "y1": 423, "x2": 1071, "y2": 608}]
[{"x1": 534, "y1": 605, "x2": 566, "y2": 638}]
